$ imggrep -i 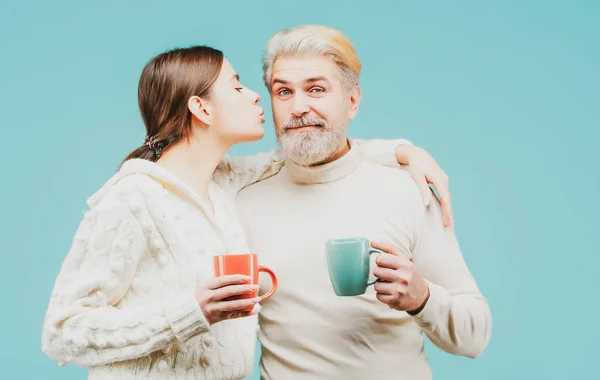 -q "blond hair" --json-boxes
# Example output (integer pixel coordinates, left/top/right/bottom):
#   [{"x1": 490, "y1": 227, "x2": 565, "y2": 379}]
[{"x1": 262, "y1": 25, "x2": 361, "y2": 91}]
